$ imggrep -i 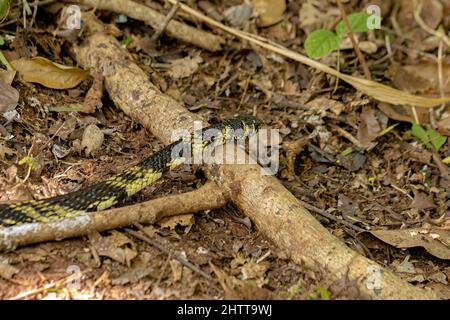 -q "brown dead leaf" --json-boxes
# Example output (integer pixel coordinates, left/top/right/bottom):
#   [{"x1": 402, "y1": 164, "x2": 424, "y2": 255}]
[
  {"x1": 111, "y1": 255, "x2": 156, "y2": 285},
  {"x1": 81, "y1": 124, "x2": 104, "y2": 156},
  {"x1": 370, "y1": 228, "x2": 450, "y2": 260},
  {"x1": 397, "y1": 0, "x2": 443, "y2": 32},
  {"x1": 223, "y1": 3, "x2": 253, "y2": 26},
  {"x1": 170, "y1": 259, "x2": 183, "y2": 282},
  {"x1": 11, "y1": 57, "x2": 89, "y2": 89},
  {"x1": 252, "y1": 0, "x2": 286, "y2": 27},
  {"x1": 158, "y1": 214, "x2": 194, "y2": 234},
  {"x1": 0, "y1": 261, "x2": 19, "y2": 280},
  {"x1": 49, "y1": 116, "x2": 78, "y2": 140},
  {"x1": 410, "y1": 190, "x2": 437, "y2": 210},
  {"x1": 0, "y1": 79, "x2": 19, "y2": 113},
  {"x1": 210, "y1": 263, "x2": 274, "y2": 300},
  {"x1": 88, "y1": 231, "x2": 137, "y2": 265},
  {"x1": 0, "y1": 142, "x2": 15, "y2": 159},
  {"x1": 438, "y1": 116, "x2": 450, "y2": 135},
  {"x1": 305, "y1": 97, "x2": 346, "y2": 116},
  {"x1": 0, "y1": 69, "x2": 16, "y2": 84},
  {"x1": 386, "y1": 63, "x2": 450, "y2": 94},
  {"x1": 168, "y1": 55, "x2": 203, "y2": 79},
  {"x1": 395, "y1": 255, "x2": 416, "y2": 274},
  {"x1": 82, "y1": 70, "x2": 103, "y2": 113},
  {"x1": 377, "y1": 102, "x2": 428, "y2": 124},
  {"x1": 357, "y1": 106, "x2": 380, "y2": 149},
  {"x1": 241, "y1": 260, "x2": 267, "y2": 280}
]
